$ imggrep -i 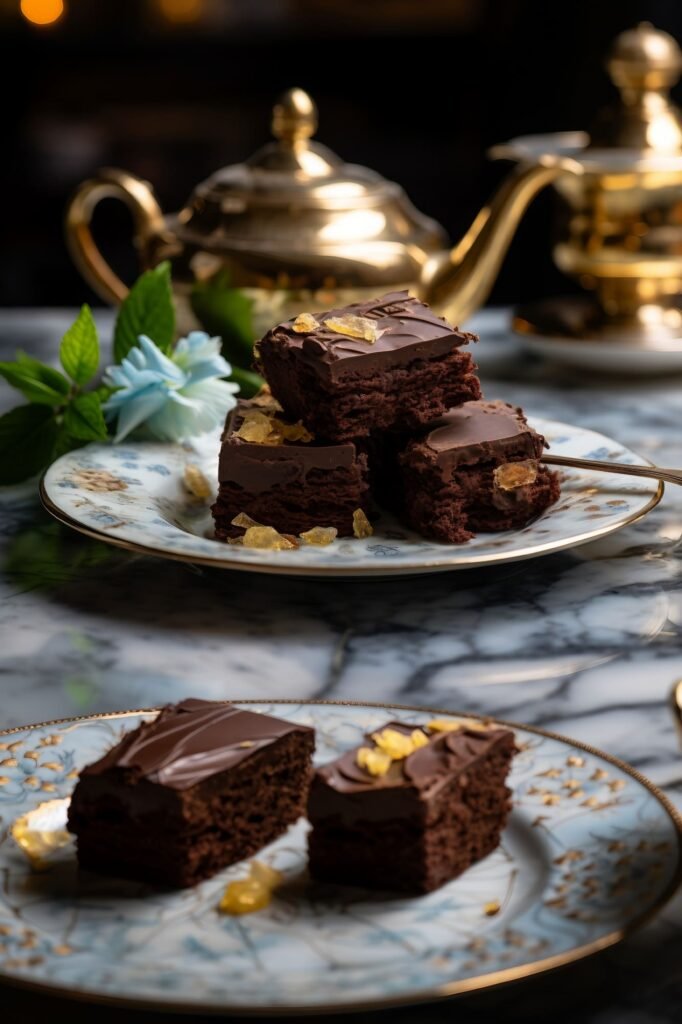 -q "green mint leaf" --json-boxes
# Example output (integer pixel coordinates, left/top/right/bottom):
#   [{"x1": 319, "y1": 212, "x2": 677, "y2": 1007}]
[
  {"x1": 0, "y1": 353, "x2": 70, "y2": 406},
  {"x1": 62, "y1": 392, "x2": 109, "y2": 441},
  {"x1": 190, "y1": 270, "x2": 254, "y2": 368},
  {"x1": 113, "y1": 261, "x2": 175, "y2": 362},
  {"x1": 0, "y1": 404, "x2": 59, "y2": 484},
  {"x1": 60, "y1": 304, "x2": 100, "y2": 386}
]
